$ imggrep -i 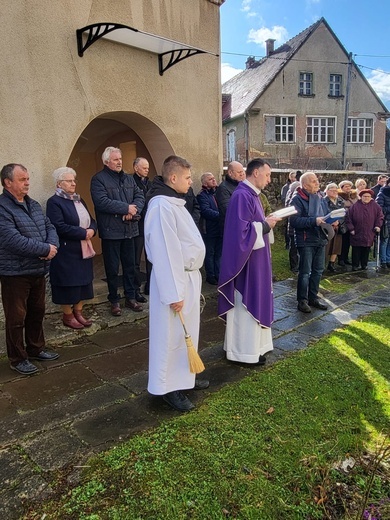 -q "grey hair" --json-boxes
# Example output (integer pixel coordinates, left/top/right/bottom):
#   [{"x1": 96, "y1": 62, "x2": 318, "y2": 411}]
[
  {"x1": 300, "y1": 171, "x2": 317, "y2": 187},
  {"x1": 102, "y1": 147, "x2": 121, "y2": 164},
  {"x1": 325, "y1": 182, "x2": 338, "y2": 192},
  {"x1": 52, "y1": 167, "x2": 76, "y2": 184},
  {"x1": 201, "y1": 172, "x2": 214, "y2": 184}
]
